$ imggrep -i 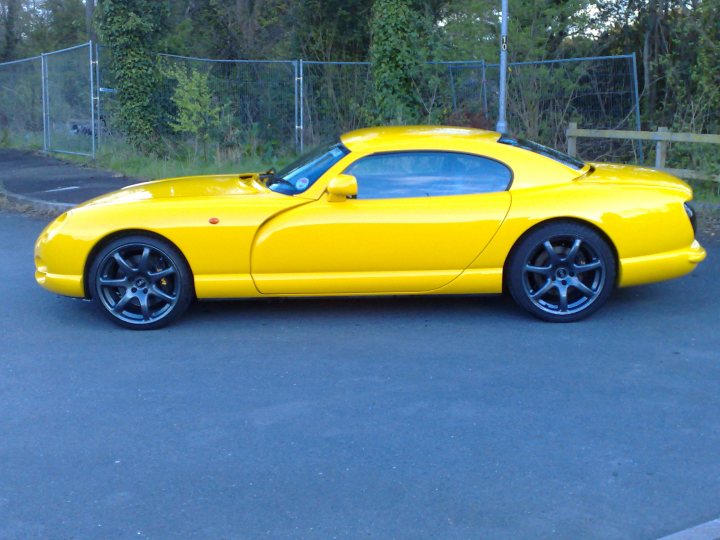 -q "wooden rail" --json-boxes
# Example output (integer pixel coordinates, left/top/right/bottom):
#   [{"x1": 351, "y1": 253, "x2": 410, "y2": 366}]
[{"x1": 565, "y1": 122, "x2": 720, "y2": 183}]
